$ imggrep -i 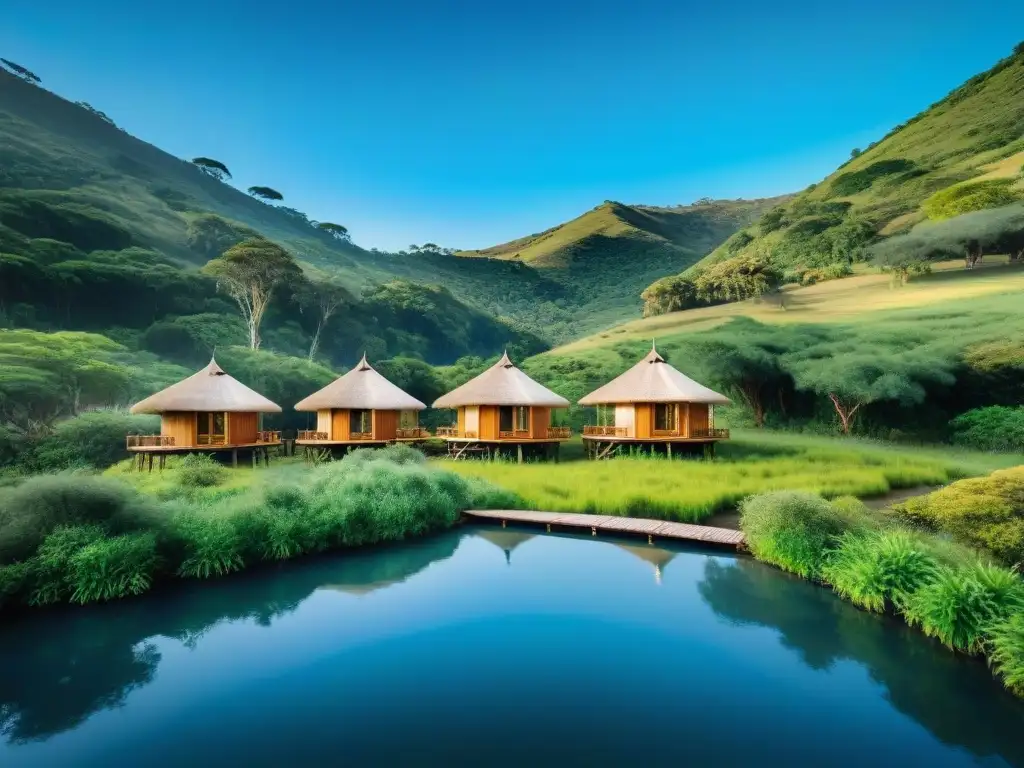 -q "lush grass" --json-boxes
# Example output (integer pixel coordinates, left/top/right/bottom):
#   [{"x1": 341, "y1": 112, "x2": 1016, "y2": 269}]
[
  {"x1": 738, "y1": 483, "x2": 1024, "y2": 698},
  {"x1": 0, "y1": 446, "x2": 512, "y2": 612},
  {"x1": 443, "y1": 431, "x2": 1015, "y2": 522}
]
